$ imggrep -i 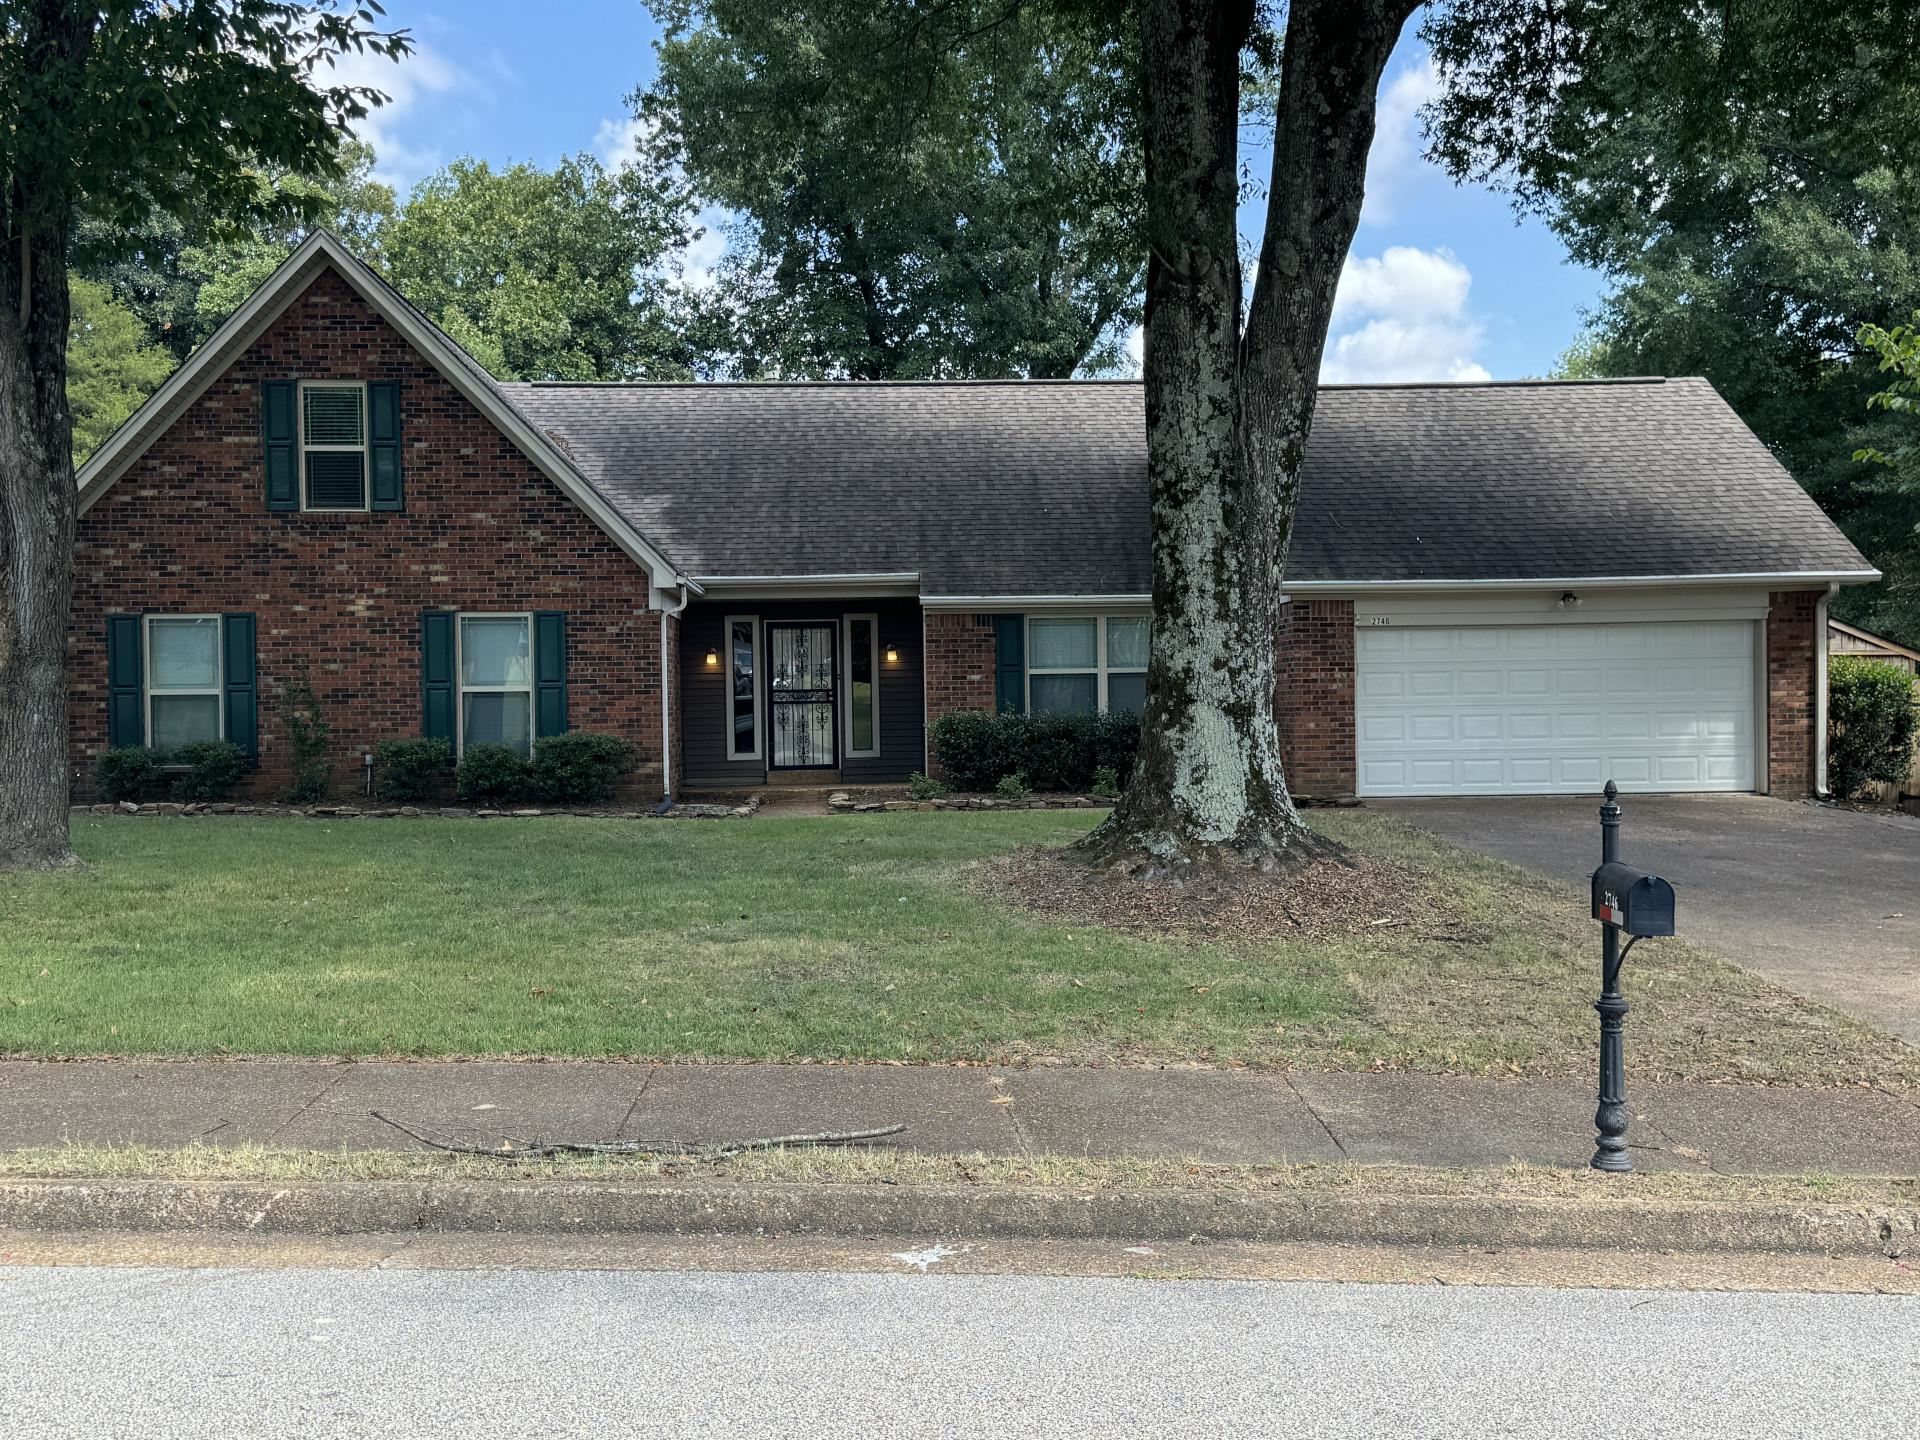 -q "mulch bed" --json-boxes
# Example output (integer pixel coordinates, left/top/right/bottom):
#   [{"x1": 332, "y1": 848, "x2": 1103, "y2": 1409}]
[{"x1": 980, "y1": 844, "x2": 1481, "y2": 944}]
